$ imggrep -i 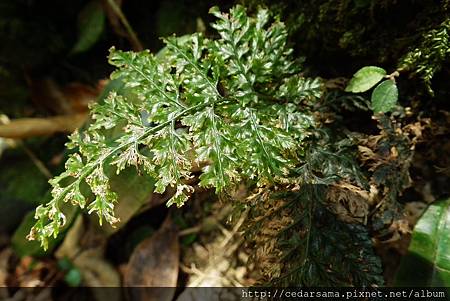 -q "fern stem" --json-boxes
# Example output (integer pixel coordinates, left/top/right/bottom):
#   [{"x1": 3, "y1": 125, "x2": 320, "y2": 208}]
[
  {"x1": 105, "y1": 0, "x2": 143, "y2": 51},
  {"x1": 168, "y1": 119, "x2": 182, "y2": 185},
  {"x1": 209, "y1": 105, "x2": 225, "y2": 189},
  {"x1": 249, "y1": 109, "x2": 275, "y2": 176}
]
